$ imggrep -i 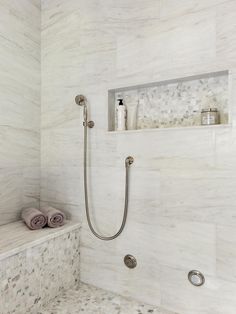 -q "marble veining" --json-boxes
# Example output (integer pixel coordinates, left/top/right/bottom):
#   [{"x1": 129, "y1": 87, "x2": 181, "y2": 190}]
[
  {"x1": 40, "y1": 283, "x2": 177, "y2": 314},
  {"x1": 0, "y1": 0, "x2": 41, "y2": 226},
  {"x1": 115, "y1": 74, "x2": 228, "y2": 130},
  {"x1": 40, "y1": 1, "x2": 236, "y2": 314}
]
